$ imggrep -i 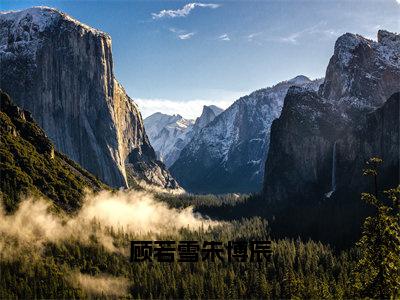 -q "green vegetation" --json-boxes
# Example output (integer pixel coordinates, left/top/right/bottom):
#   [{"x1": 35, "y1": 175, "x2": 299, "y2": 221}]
[
  {"x1": 0, "y1": 91, "x2": 106, "y2": 212},
  {"x1": 353, "y1": 158, "x2": 400, "y2": 299},
  {"x1": 0, "y1": 217, "x2": 359, "y2": 299},
  {"x1": 0, "y1": 92, "x2": 398, "y2": 298}
]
